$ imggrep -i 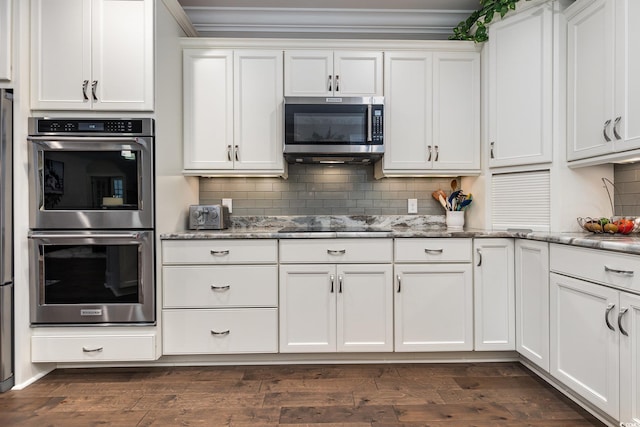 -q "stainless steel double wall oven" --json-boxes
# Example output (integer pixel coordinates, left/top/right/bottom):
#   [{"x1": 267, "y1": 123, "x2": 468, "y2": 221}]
[{"x1": 28, "y1": 118, "x2": 155, "y2": 325}]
